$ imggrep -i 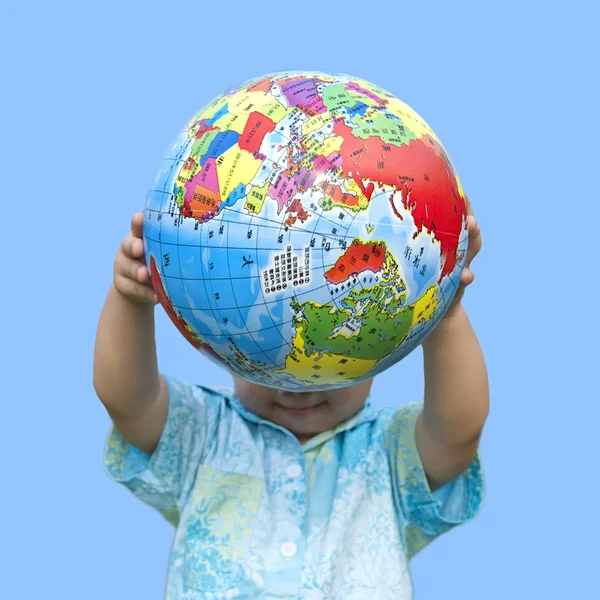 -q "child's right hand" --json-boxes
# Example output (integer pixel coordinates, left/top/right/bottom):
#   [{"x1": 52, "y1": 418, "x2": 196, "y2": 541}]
[{"x1": 113, "y1": 212, "x2": 158, "y2": 305}]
